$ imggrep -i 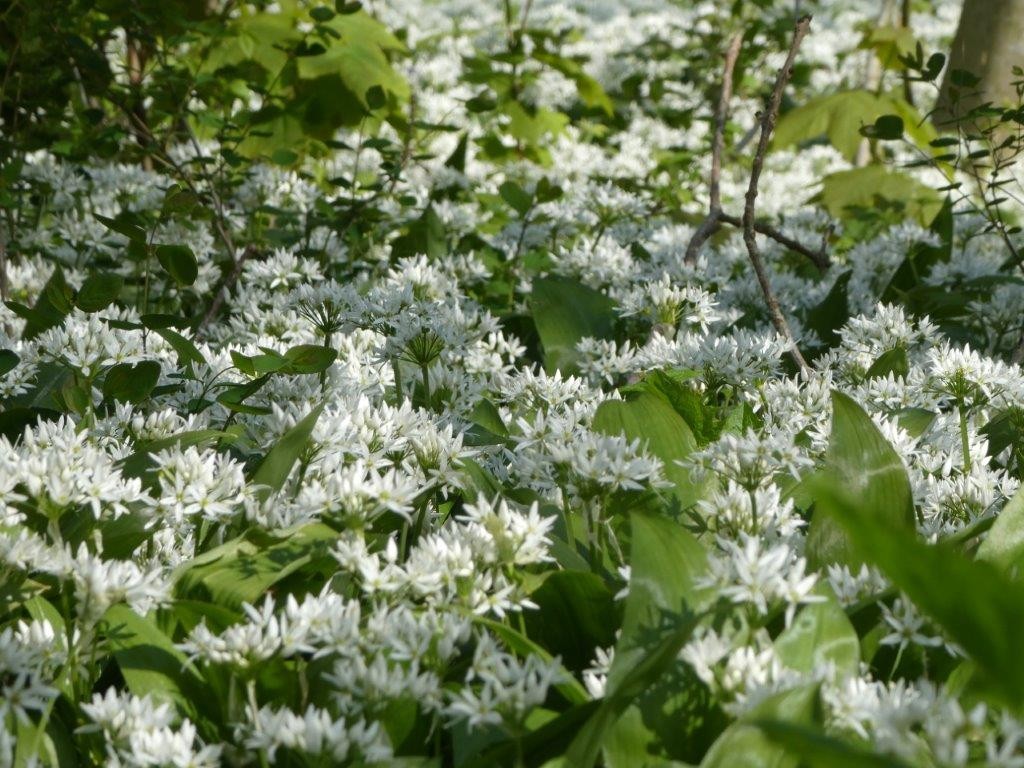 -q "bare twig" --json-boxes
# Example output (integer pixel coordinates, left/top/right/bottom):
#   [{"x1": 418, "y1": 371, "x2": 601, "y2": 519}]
[
  {"x1": 685, "y1": 32, "x2": 743, "y2": 265},
  {"x1": 685, "y1": 31, "x2": 829, "y2": 274},
  {"x1": 196, "y1": 244, "x2": 256, "y2": 336},
  {"x1": 742, "y1": 15, "x2": 813, "y2": 372},
  {"x1": 718, "y1": 213, "x2": 830, "y2": 272},
  {"x1": 0, "y1": 235, "x2": 9, "y2": 303}
]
